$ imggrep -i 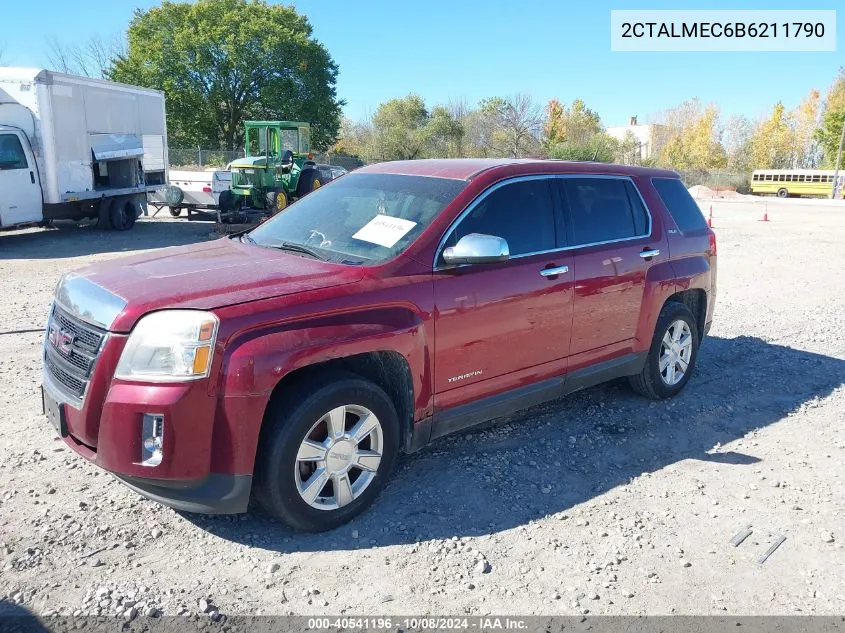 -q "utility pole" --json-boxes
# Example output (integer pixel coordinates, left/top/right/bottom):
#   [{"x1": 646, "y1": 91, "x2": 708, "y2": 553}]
[{"x1": 832, "y1": 114, "x2": 845, "y2": 199}]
